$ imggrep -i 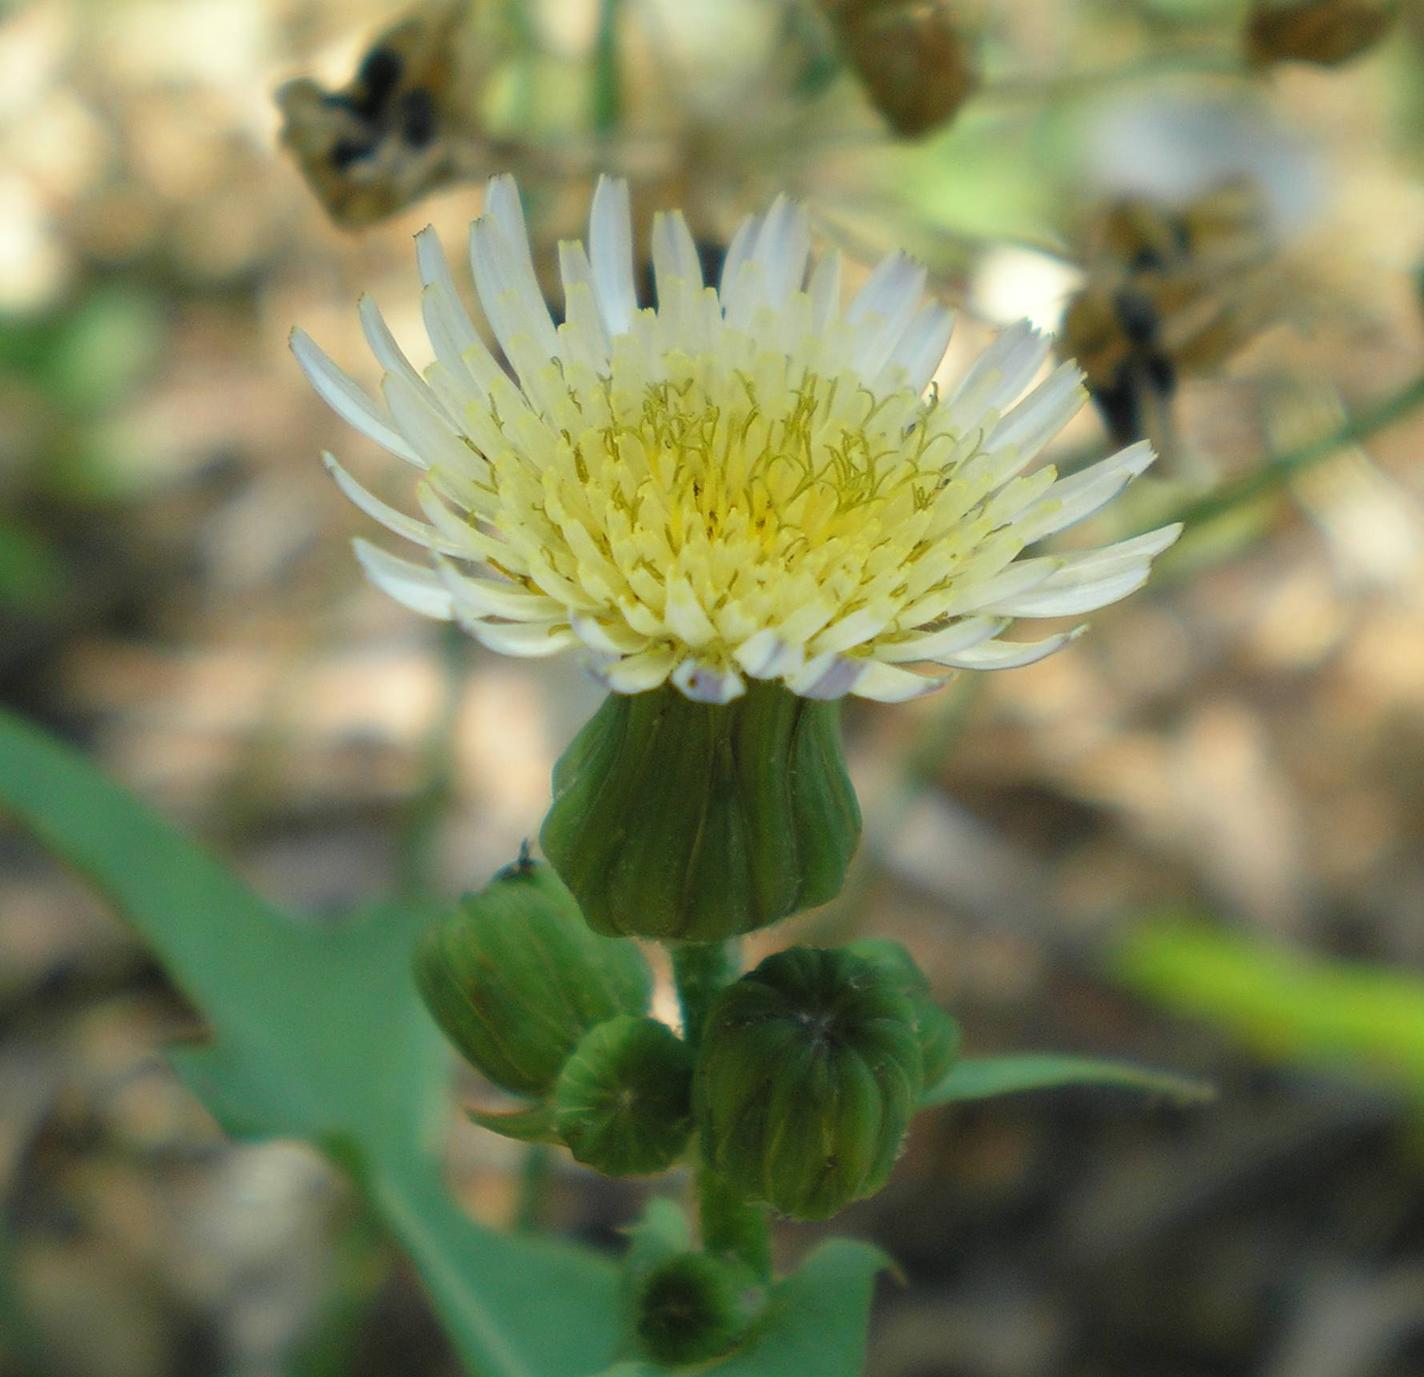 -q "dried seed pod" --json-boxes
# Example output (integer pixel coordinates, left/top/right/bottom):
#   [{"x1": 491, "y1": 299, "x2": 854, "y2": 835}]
[
  {"x1": 277, "y1": 0, "x2": 472, "y2": 226},
  {"x1": 541, "y1": 682, "x2": 861, "y2": 942},
  {"x1": 696, "y1": 947, "x2": 924, "y2": 1220},
  {"x1": 555, "y1": 1016, "x2": 695, "y2": 1176},
  {"x1": 1059, "y1": 184, "x2": 1282, "y2": 453},
  {"x1": 823, "y1": 0, "x2": 979, "y2": 138},
  {"x1": 1245, "y1": 0, "x2": 1398, "y2": 69},
  {"x1": 415, "y1": 857, "x2": 651, "y2": 1096}
]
